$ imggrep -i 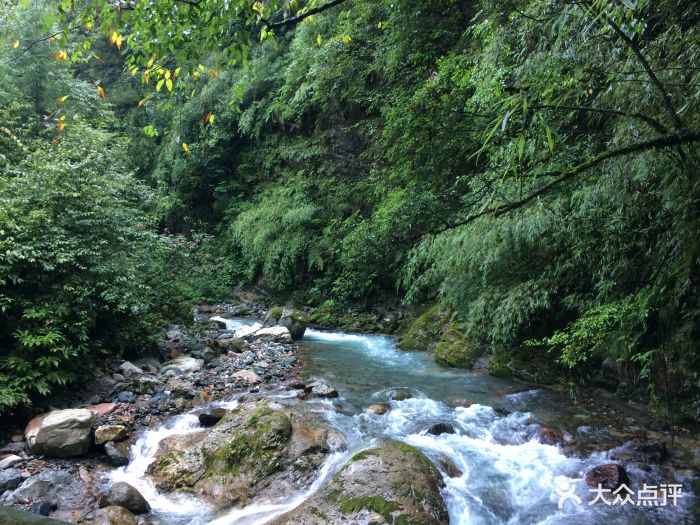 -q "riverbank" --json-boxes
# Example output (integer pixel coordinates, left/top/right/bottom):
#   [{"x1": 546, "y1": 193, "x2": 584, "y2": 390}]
[{"x1": 1, "y1": 303, "x2": 698, "y2": 524}]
